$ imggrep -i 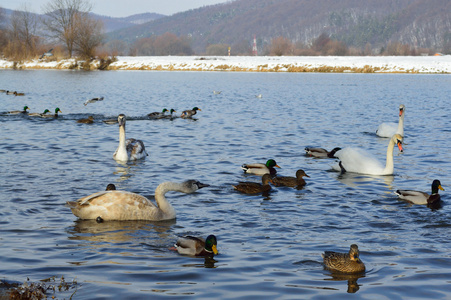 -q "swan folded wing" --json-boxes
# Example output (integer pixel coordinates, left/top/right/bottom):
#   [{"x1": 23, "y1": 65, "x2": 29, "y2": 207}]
[
  {"x1": 334, "y1": 147, "x2": 385, "y2": 175},
  {"x1": 126, "y1": 138, "x2": 148, "y2": 159},
  {"x1": 376, "y1": 122, "x2": 397, "y2": 137},
  {"x1": 68, "y1": 191, "x2": 158, "y2": 220}
]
